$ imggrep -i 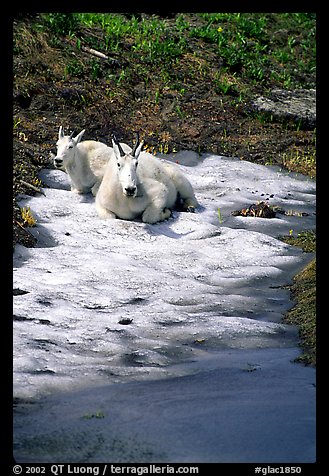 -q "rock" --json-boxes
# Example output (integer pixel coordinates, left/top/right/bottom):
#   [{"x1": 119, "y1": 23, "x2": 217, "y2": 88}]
[
  {"x1": 13, "y1": 288, "x2": 29, "y2": 296},
  {"x1": 118, "y1": 318, "x2": 133, "y2": 325},
  {"x1": 251, "y1": 89, "x2": 316, "y2": 129}
]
